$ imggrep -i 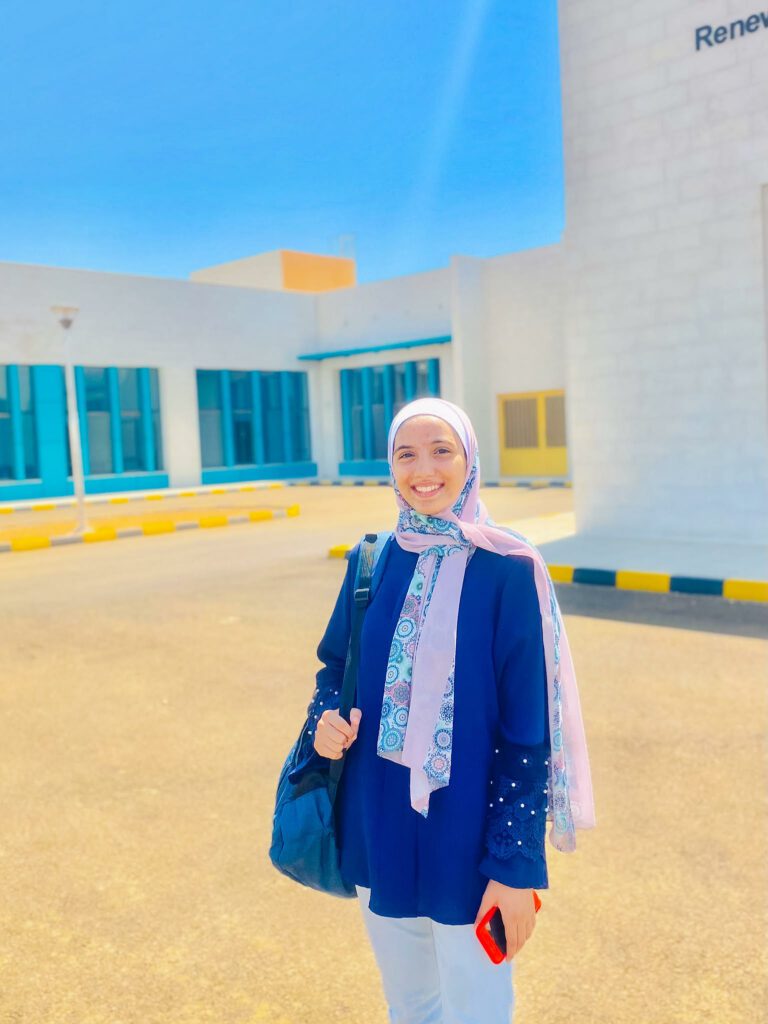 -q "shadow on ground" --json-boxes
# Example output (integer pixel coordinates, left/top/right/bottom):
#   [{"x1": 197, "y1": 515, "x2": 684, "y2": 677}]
[{"x1": 555, "y1": 582, "x2": 768, "y2": 639}]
